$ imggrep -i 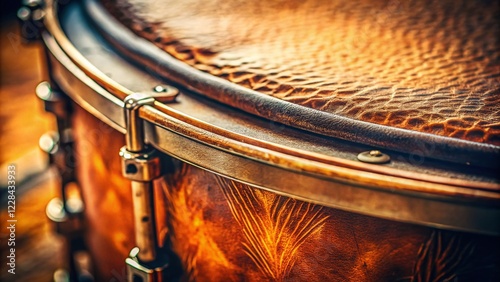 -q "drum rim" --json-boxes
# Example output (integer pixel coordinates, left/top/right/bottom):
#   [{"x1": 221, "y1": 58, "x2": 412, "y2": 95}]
[
  {"x1": 42, "y1": 0, "x2": 500, "y2": 235},
  {"x1": 82, "y1": 0, "x2": 500, "y2": 169},
  {"x1": 44, "y1": 0, "x2": 499, "y2": 192}
]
